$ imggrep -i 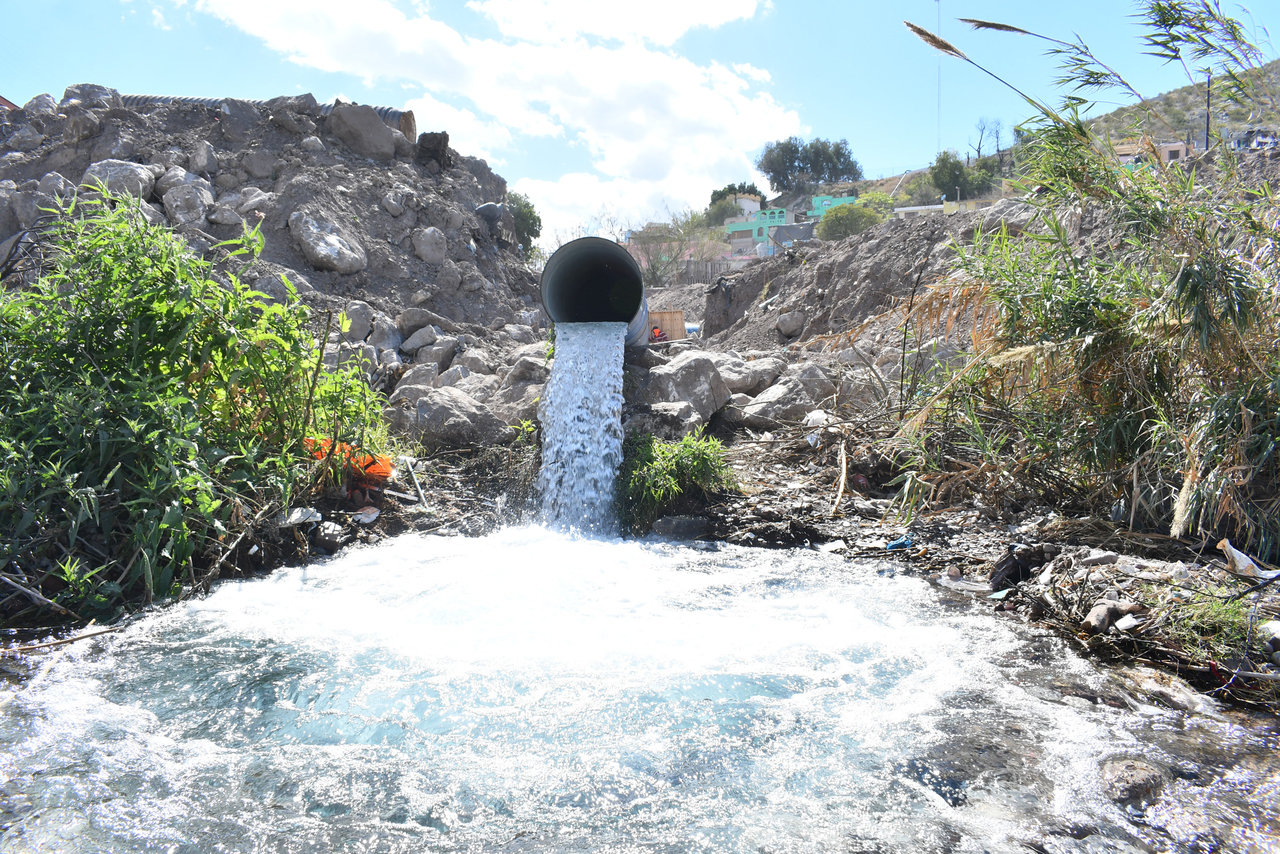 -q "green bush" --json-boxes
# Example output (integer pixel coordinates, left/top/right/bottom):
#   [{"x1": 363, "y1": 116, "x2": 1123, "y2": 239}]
[
  {"x1": 816, "y1": 203, "x2": 883, "y2": 241},
  {"x1": 617, "y1": 430, "x2": 736, "y2": 533},
  {"x1": 0, "y1": 194, "x2": 381, "y2": 624}
]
